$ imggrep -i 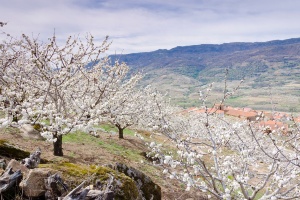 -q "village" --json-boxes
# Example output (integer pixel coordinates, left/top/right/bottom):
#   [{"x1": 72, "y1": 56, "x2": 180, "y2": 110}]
[{"x1": 185, "y1": 104, "x2": 300, "y2": 134}]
